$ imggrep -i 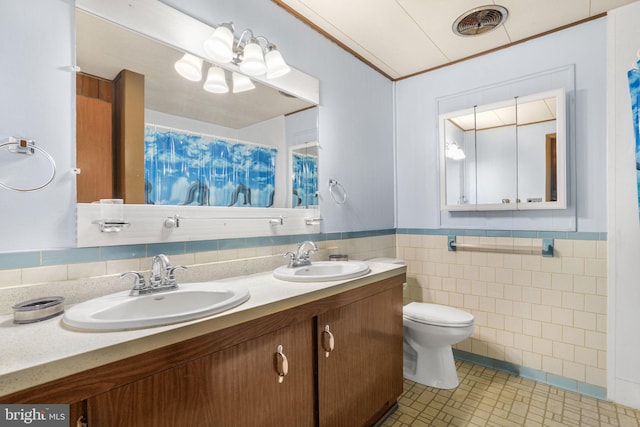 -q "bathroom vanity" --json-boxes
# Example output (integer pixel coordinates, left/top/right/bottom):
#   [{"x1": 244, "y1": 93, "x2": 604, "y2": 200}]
[{"x1": 0, "y1": 265, "x2": 404, "y2": 426}]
